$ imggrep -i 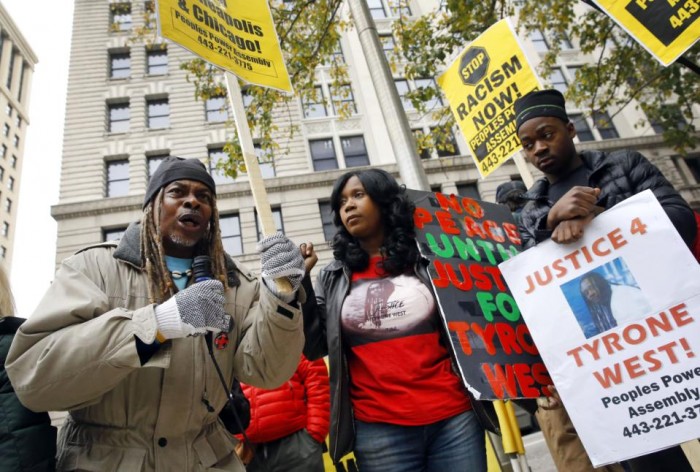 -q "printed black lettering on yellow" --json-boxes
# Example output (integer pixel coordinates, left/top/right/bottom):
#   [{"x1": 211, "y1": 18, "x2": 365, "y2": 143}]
[{"x1": 625, "y1": 0, "x2": 699, "y2": 45}]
